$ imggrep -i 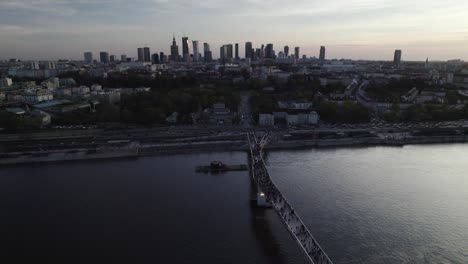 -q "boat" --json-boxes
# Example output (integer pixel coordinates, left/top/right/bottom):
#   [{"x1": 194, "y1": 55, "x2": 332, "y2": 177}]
[{"x1": 196, "y1": 161, "x2": 248, "y2": 173}]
